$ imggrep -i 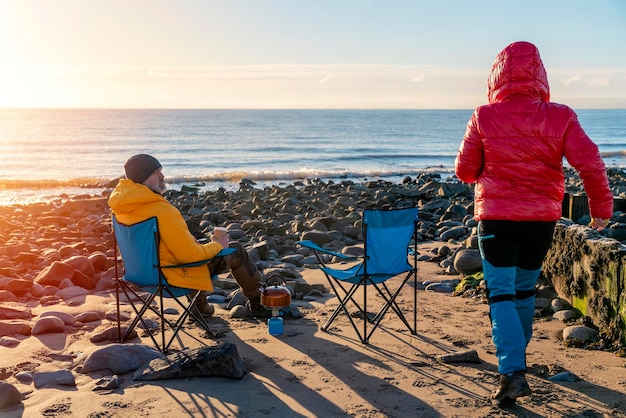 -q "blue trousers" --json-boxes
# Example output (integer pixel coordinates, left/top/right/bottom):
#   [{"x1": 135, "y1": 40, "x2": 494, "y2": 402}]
[{"x1": 478, "y1": 220, "x2": 556, "y2": 375}]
